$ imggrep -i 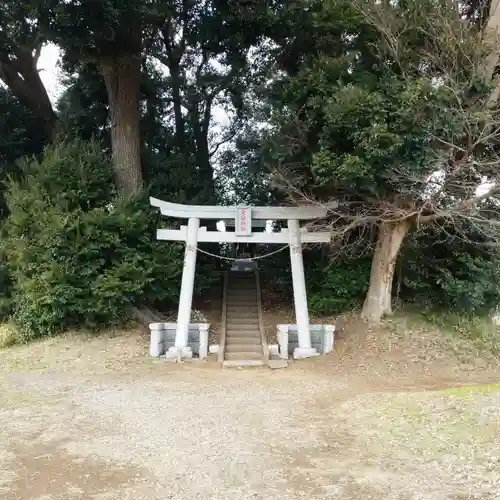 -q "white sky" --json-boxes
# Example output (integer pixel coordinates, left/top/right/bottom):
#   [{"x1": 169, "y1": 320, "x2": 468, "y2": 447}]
[{"x1": 39, "y1": 44, "x2": 63, "y2": 105}]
